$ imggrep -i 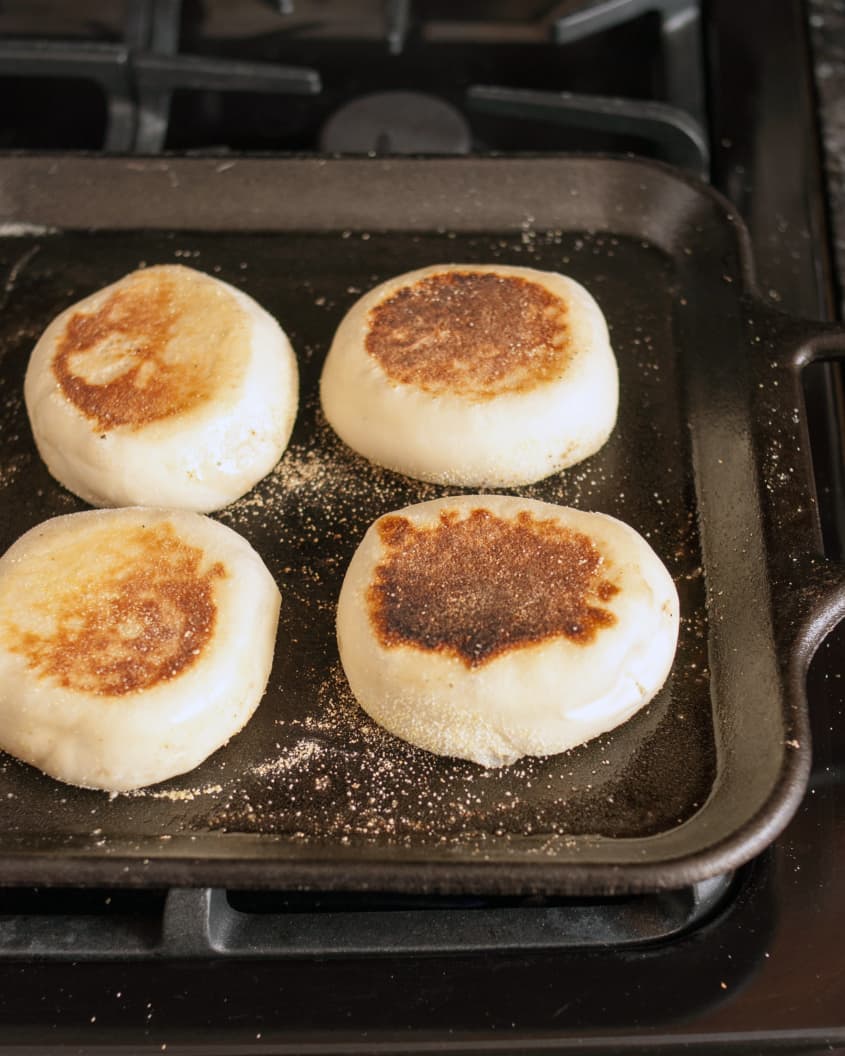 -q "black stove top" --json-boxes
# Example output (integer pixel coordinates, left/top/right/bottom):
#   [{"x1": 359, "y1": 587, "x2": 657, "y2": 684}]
[{"x1": 0, "y1": 1, "x2": 843, "y2": 1051}]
